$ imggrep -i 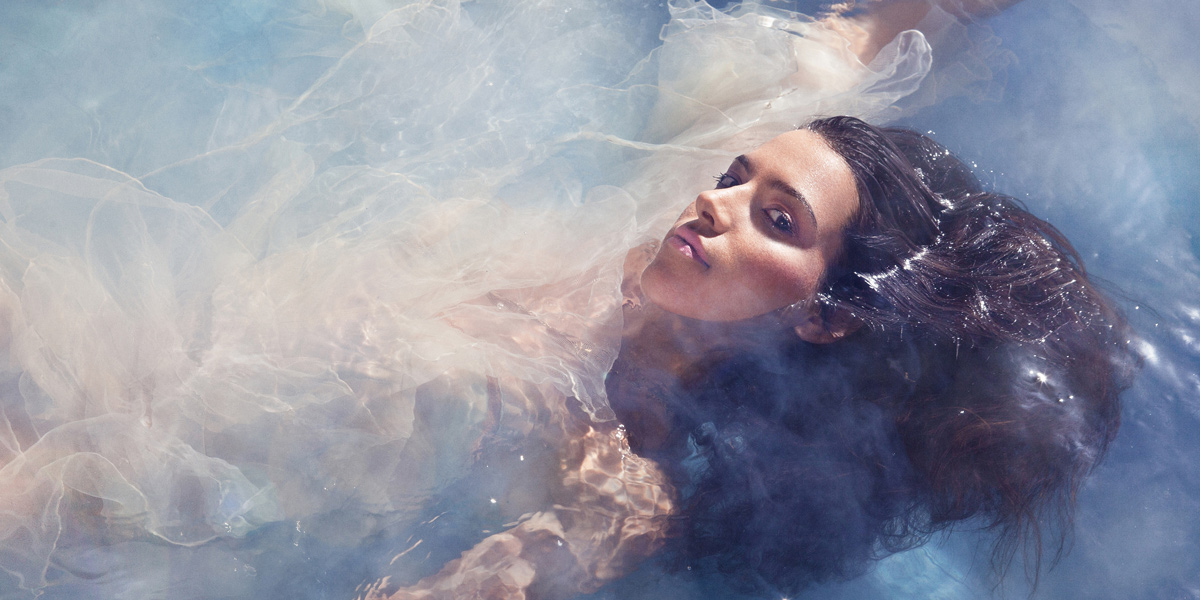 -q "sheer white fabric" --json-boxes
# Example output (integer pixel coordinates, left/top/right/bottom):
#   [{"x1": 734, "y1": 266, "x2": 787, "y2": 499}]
[{"x1": 0, "y1": 0, "x2": 932, "y2": 596}]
